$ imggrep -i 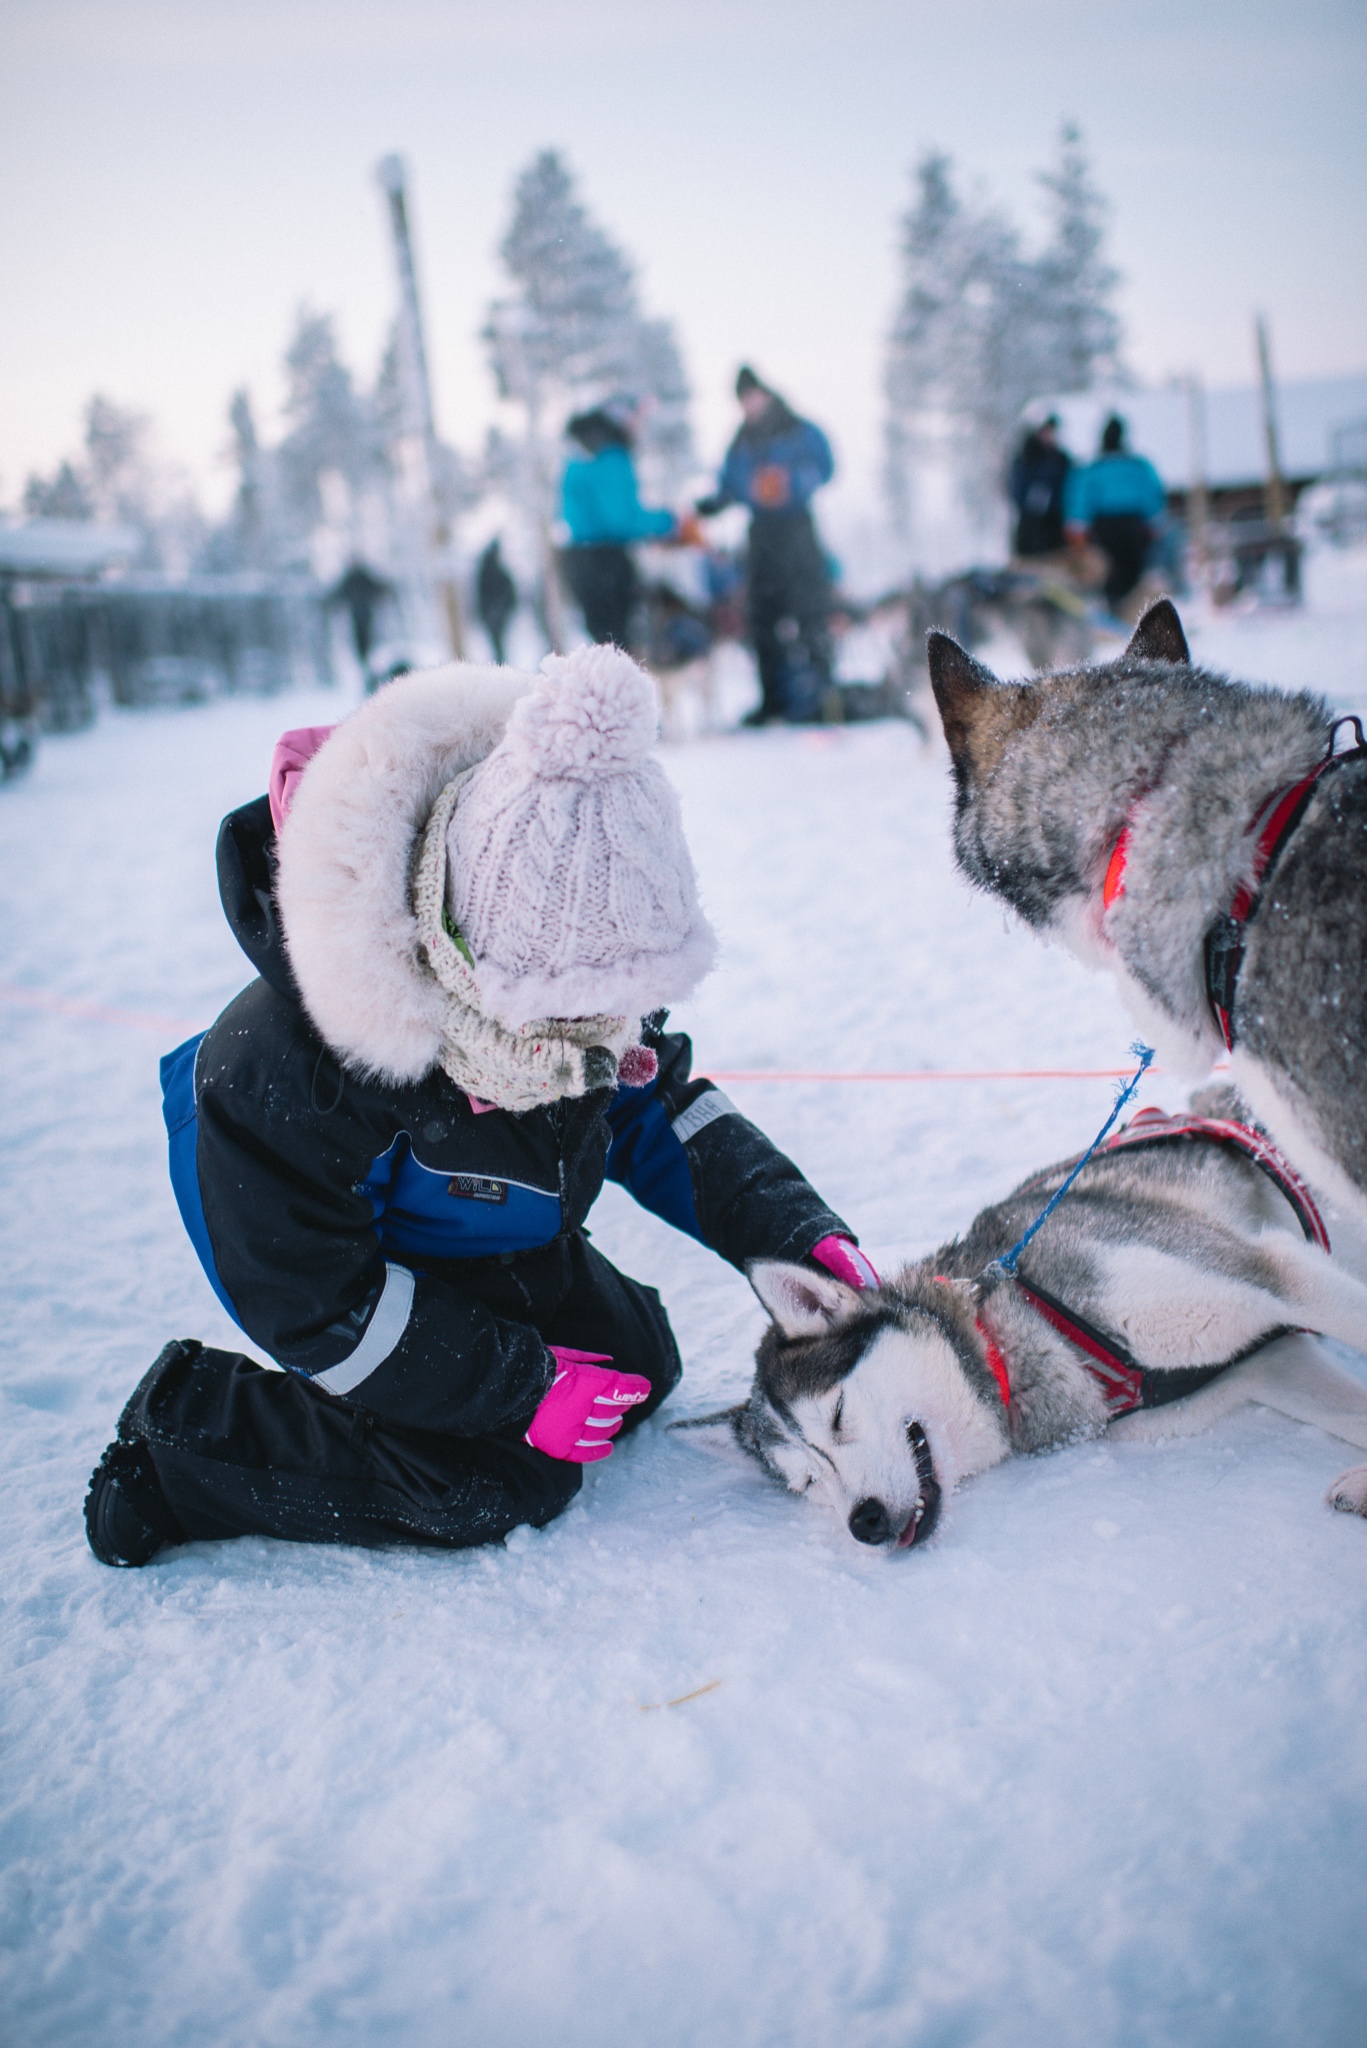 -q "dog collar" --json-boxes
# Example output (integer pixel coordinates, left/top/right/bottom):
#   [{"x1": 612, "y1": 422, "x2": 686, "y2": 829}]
[
  {"x1": 1101, "y1": 825, "x2": 1131, "y2": 910},
  {"x1": 932, "y1": 1278, "x2": 1011, "y2": 1406},
  {"x1": 977, "y1": 1323, "x2": 1011, "y2": 1406}
]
